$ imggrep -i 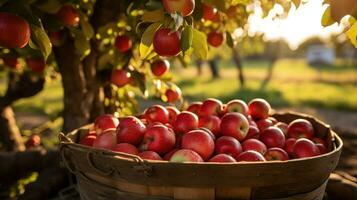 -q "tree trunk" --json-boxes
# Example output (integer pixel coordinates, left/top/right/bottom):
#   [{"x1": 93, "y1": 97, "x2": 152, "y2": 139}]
[
  {"x1": 0, "y1": 71, "x2": 44, "y2": 151},
  {"x1": 0, "y1": 148, "x2": 59, "y2": 183},
  {"x1": 232, "y1": 48, "x2": 245, "y2": 87},
  {"x1": 260, "y1": 42, "x2": 281, "y2": 89},
  {"x1": 54, "y1": 41, "x2": 99, "y2": 132},
  {"x1": 260, "y1": 58, "x2": 276, "y2": 89},
  {"x1": 54, "y1": 0, "x2": 122, "y2": 132},
  {"x1": 0, "y1": 107, "x2": 25, "y2": 151},
  {"x1": 208, "y1": 58, "x2": 220, "y2": 79},
  {"x1": 196, "y1": 60, "x2": 203, "y2": 75}
]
